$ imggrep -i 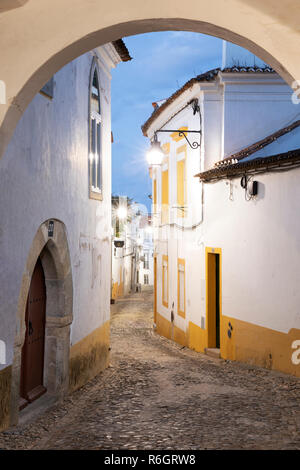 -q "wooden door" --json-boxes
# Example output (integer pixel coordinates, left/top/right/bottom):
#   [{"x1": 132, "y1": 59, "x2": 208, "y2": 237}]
[
  {"x1": 207, "y1": 253, "x2": 220, "y2": 349},
  {"x1": 20, "y1": 258, "x2": 47, "y2": 409},
  {"x1": 154, "y1": 256, "x2": 157, "y2": 324}
]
